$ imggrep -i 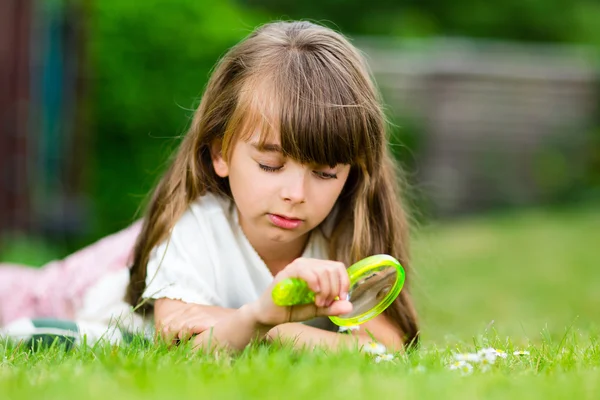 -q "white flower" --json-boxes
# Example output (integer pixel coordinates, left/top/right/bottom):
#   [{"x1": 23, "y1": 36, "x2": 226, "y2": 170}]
[
  {"x1": 477, "y1": 348, "x2": 498, "y2": 366},
  {"x1": 374, "y1": 353, "x2": 395, "y2": 363},
  {"x1": 449, "y1": 360, "x2": 473, "y2": 375},
  {"x1": 477, "y1": 347, "x2": 507, "y2": 361},
  {"x1": 513, "y1": 350, "x2": 530, "y2": 356},
  {"x1": 494, "y1": 349, "x2": 508, "y2": 359},
  {"x1": 478, "y1": 347, "x2": 495, "y2": 355},
  {"x1": 453, "y1": 352, "x2": 481, "y2": 362},
  {"x1": 338, "y1": 325, "x2": 359, "y2": 333},
  {"x1": 363, "y1": 341, "x2": 386, "y2": 355},
  {"x1": 479, "y1": 352, "x2": 497, "y2": 365}
]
